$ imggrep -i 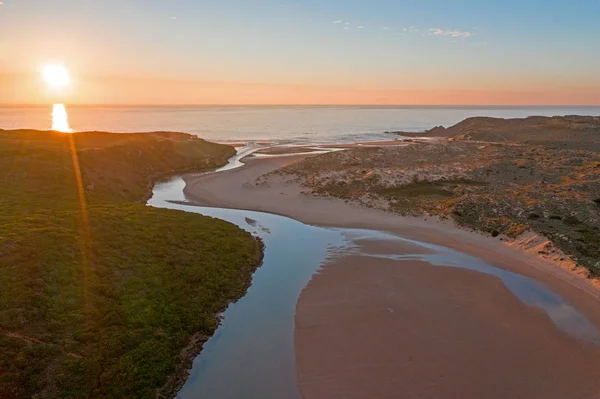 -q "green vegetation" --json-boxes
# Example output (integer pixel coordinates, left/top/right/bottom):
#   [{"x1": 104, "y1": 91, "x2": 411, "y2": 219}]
[
  {"x1": 379, "y1": 180, "x2": 487, "y2": 199},
  {"x1": 0, "y1": 130, "x2": 263, "y2": 398},
  {"x1": 379, "y1": 182, "x2": 453, "y2": 198}
]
